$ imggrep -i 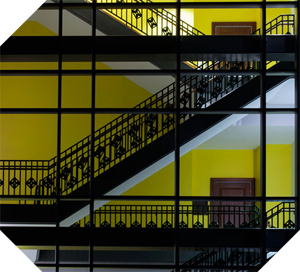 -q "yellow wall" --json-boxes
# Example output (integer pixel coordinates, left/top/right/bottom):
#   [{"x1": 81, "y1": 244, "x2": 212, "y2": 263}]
[
  {"x1": 252, "y1": 145, "x2": 292, "y2": 211},
  {"x1": 106, "y1": 146, "x2": 292, "y2": 202},
  {"x1": 266, "y1": 145, "x2": 291, "y2": 197},
  {"x1": 192, "y1": 149, "x2": 254, "y2": 196},
  {"x1": 108, "y1": 151, "x2": 193, "y2": 206},
  {"x1": 253, "y1": 146, "x2": 261, "y2": 199},
  {"x1": 80, "y1": 146, "x2": 293, "y2": 227},
  {"x1": 0, "y1": 69, "x2": 152, "y2": 160},
  {"x1": 194, "y1": 8, "x2": 292, "y2": 35}
]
